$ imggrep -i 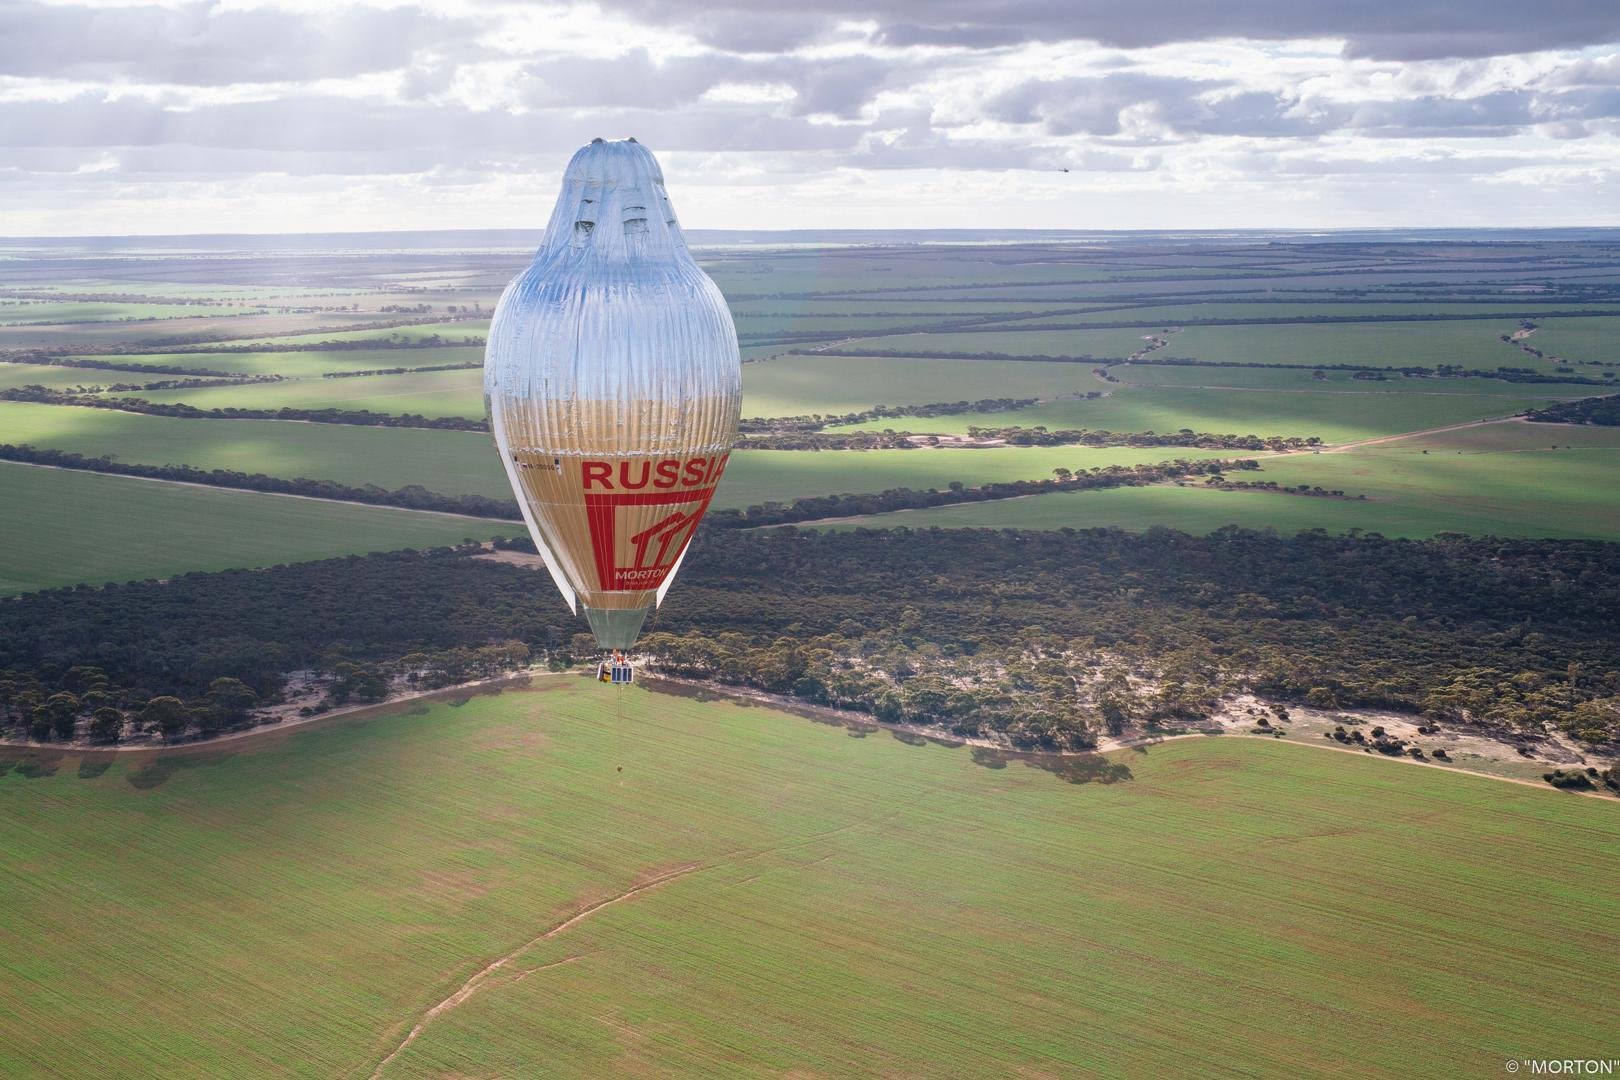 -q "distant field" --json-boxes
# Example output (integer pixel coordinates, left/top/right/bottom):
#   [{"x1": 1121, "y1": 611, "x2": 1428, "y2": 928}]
[
  {"x1": 832, "y1": 327, "x2": 1162, "y2": 358},
  {"x1": 743, "y1": 353, "x2": 1102, "y2": 417},
  {"x1": 719, "y1": 446, "x2": 1229, "y2": 505},
  {"x1": 0, "y1": 462, "x2": 512, "y2": 594},
  {"x1": 242, "y1": 320, "x2": 490, "y2": 347},
  {"x1": 1110, "y1": 363, "x2": 1604, "y2": 396},
  {"x1": 819, "y1": 422, "x2": 1620, "y2": 538},
  {"x1": 0, "y1": 402, "x2": 1224, "y2": 508},
  {"x1": 3, "y1": 683, "x2": 1615, "y2": 1077},
  {"x1": 1529, "y1": 317, "x2": 1620, "y2": 364},
  {"x1": 981, "y1": 302, "x2": 1620, "y2": 326},
  {"x1": 79, "y1": 346, "x2": 483, "y2": 378},
  {"x1": 0, "y1": 363, "x2": 130, "y2": 392},
  {"x1": 0, "y1": 311, "x2": 397, "y2": 350},
  {"x1": 120, "y1": 368, "x2": 487, "y2": 419},
  {"x1": 833, "y1": 383, "x2": 1560, "y2": 443},
  {"x1": 0, "y1": 300, "x2": 267, "y2": 324},
  {"x1": 0, "y1": 401, "x2": 511, "y2": 498},
  {"x1": 1166, "y1": 321, "x2": 1526, "y2": 371},
  {"x1": 120, "y1": 352, "x2": 1122, "y2": 421}
]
